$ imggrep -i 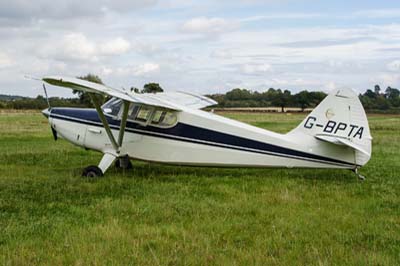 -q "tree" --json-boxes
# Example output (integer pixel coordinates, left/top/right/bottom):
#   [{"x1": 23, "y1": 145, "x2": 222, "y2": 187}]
[
  {"x1": 75, "y1": 74, "x2": 104, "y2": 107},
  {"x1": 272, "y1": 89, "x2": 292, "y2": 112},
  {"x1": 295, "y1": 90, "x2": 311, "y2": 111},
  {"x1": 385, "y1": 86, "x2": 400, "y2": 107},
  {"x1": 308, "y1": 91, "x2": 326, "y2": 107},
  {"x1": 208, "y1": 94, "x2": 225, "y2": 106},
  {"x1": 78, "y1": 74, "x2": 103, "y2": 84},
  {"x1": 225, "y1": 88, "x2": 252, "y2": 101},
  {"x1": 364, "y1": 89, "x2": 376, "y2": 99},
  {"x1": 359, "y1": 93, "x2": 375, "y2": 110},
  {"x1": 142, "y1": 83, "x2": 163, "y2": 93},
  {"x1": 130, "y1": 87, "x2": 140, "y2": 93},
  {"x1": 261, "y1": 88, "x2": 278, "y2": 103},
  {"x1": 385, "y1": 86, "x2": 400, "y2": 99},
  {"x1": 374, "y1": 84, "x2": 381, "y2": 96}
]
